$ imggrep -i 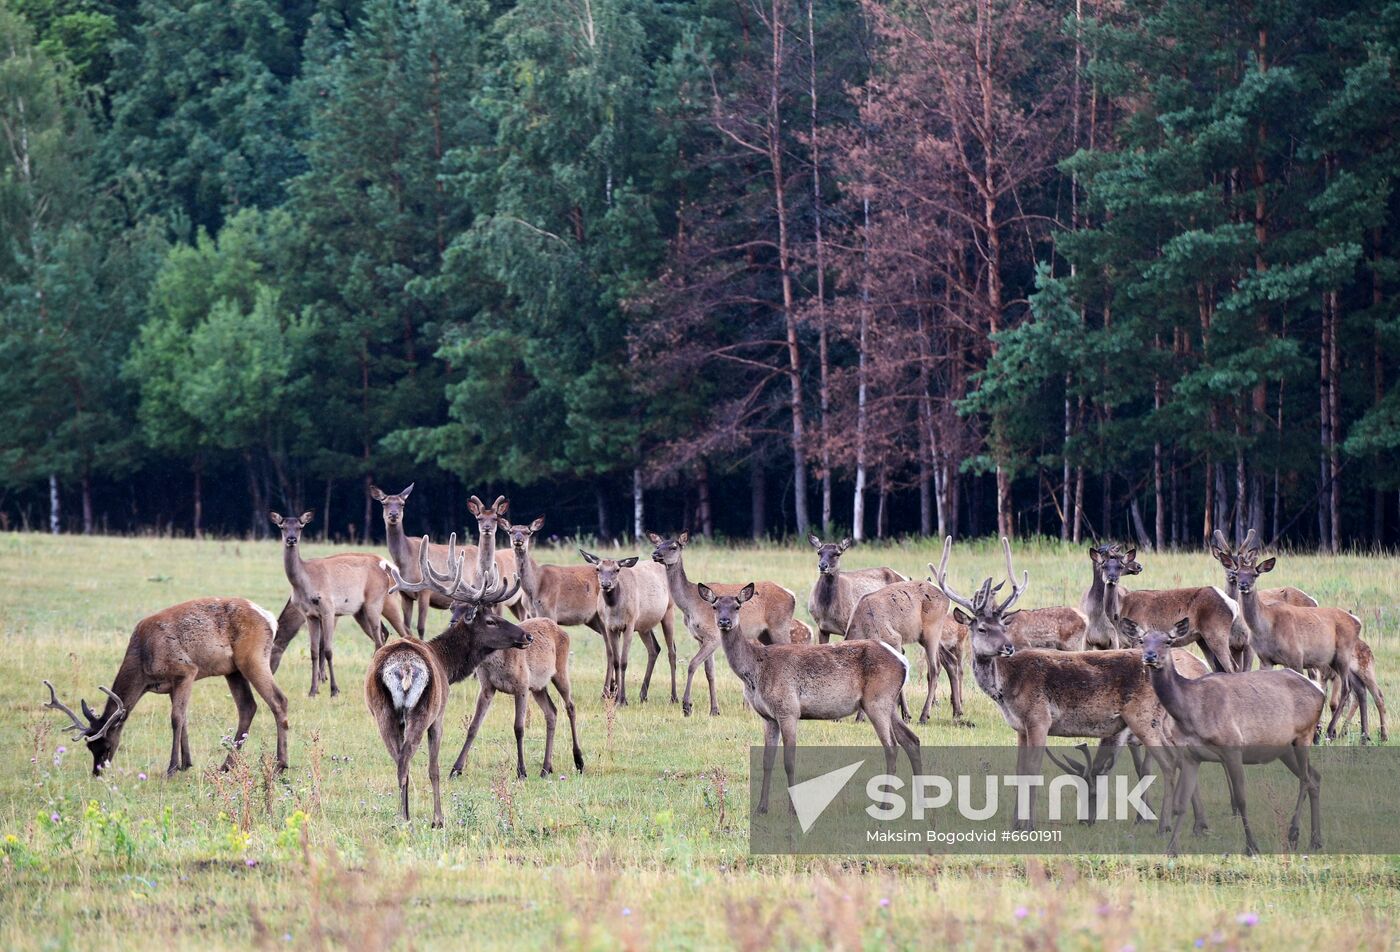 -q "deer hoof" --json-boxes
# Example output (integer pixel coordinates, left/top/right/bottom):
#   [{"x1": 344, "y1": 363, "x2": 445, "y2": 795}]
[
  {"x1": 540, "y1": 766, "x2": 552, "y2": 778},
  {"x1": 1192, "y1": 825, "x2": 1210, "y2": 837},
  {"x1": 449, "y1": 767, "x2": 463, "y2": 778},
  {"x1": 709, "y1": 707, "x2": 720, "y2": 716},
  {"x1": 682, "y1": 703, "x2": 693, "y2": 717},
  {"x1": 431, "y1": 819, "x2": 443, "y2": 830}
]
